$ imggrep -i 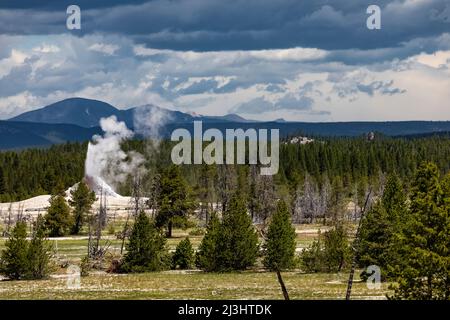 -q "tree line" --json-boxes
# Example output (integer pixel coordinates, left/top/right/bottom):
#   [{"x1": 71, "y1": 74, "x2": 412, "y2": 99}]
[{"x1": 2, "y1": 135, "x2": 450, "y2": 205}]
